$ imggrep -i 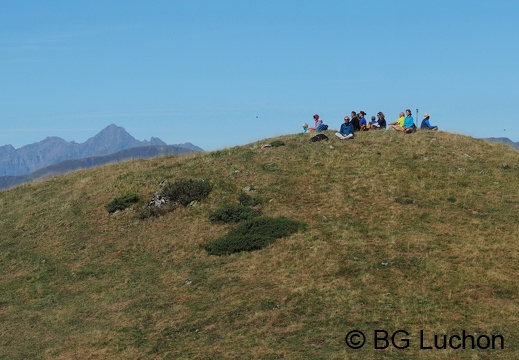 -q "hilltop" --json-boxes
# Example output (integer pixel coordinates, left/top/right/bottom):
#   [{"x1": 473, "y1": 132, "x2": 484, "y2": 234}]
[{"x1": 1, "y1": 130, "x2": 518, "y2": 359}]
